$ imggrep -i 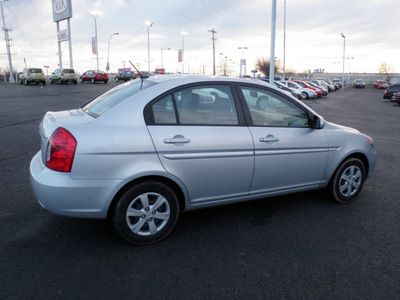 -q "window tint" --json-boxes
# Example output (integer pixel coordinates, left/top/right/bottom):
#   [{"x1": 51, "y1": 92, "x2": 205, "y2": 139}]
[
  {"x1": 176, "y1": 85, "x2": 238, "y2": 125},
  {"x1": 30, "y1": 69, "x2": 42, "y2": 73},
  {"x1": 82, "y1": 79, "x2": 157, "y2": 117},
  {"x1": 240, "y1": 86, "x2": 309, "y2": 127}
]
